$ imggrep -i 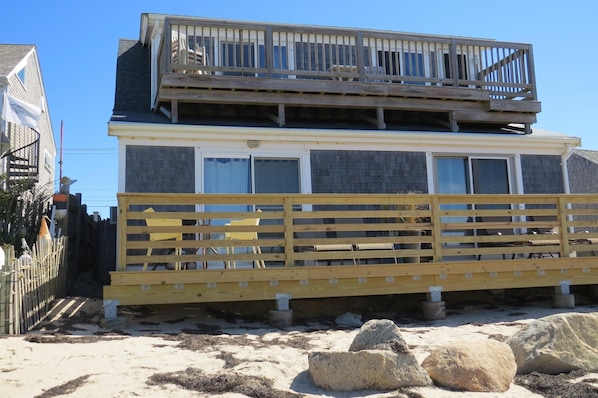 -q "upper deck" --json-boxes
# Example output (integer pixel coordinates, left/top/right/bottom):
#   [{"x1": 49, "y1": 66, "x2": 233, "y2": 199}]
[{"x1": 143, "y1": 15, "x2": 541, "y2": 132}]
